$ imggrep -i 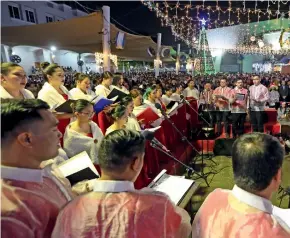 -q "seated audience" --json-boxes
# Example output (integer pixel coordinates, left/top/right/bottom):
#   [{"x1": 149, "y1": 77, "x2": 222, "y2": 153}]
[
  {"x1": 52, "y1": 129, "x2": 191, "y2": 238},
  {"x1": 1, "y1": 62, "x2": 34, "y2": 99},
  {"x1": 192, "y1": 133, "x2": 290, "y2": 237},
  {"x1": 1, "y1": 99, "x2": 73, "y2": 237},
  {"x1": 63, "y1": 99, "x2": 104, "y2": 164}
]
